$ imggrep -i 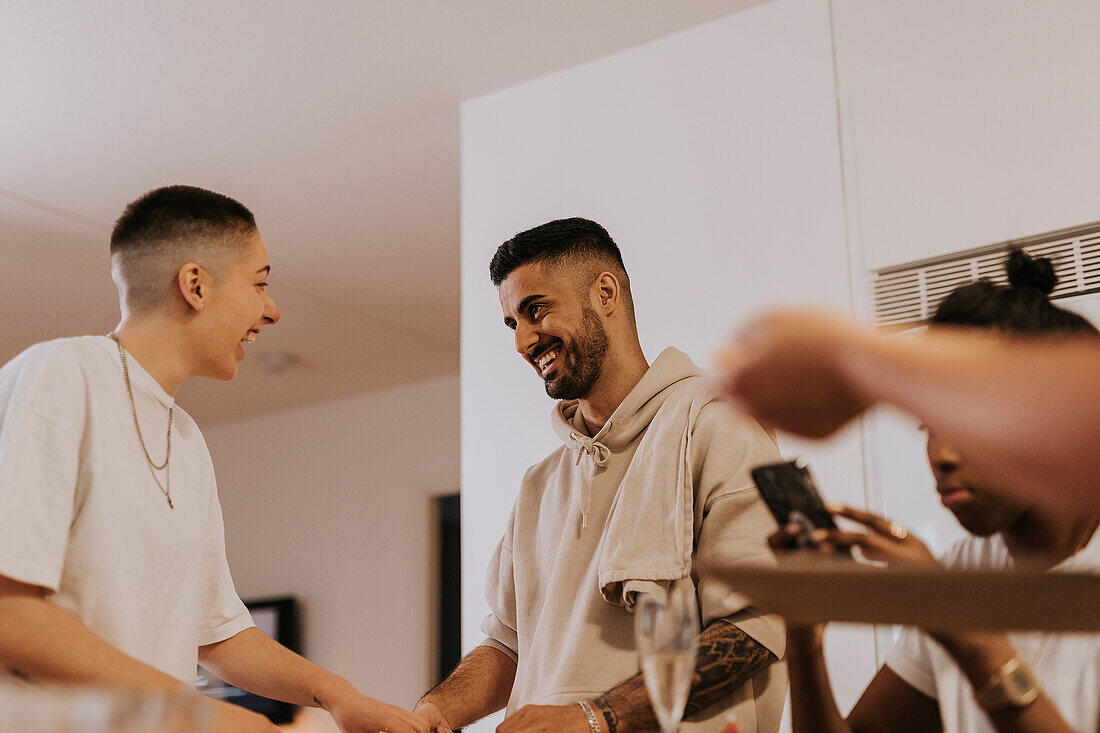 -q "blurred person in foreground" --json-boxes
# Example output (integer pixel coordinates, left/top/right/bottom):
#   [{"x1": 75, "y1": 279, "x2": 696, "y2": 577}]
[
  {"x1": 415, "y1": 218, "x2": 786, "y2": 732},
  {"x1": 772, "y1": 250, "x2": 1100, "y2": 732},
  {"x1": 719, "y1": 273, "x2": 1100, "y2": 520},
  {"x1": 0, "y1": 186, "x2": 427, "y2": 733}
]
